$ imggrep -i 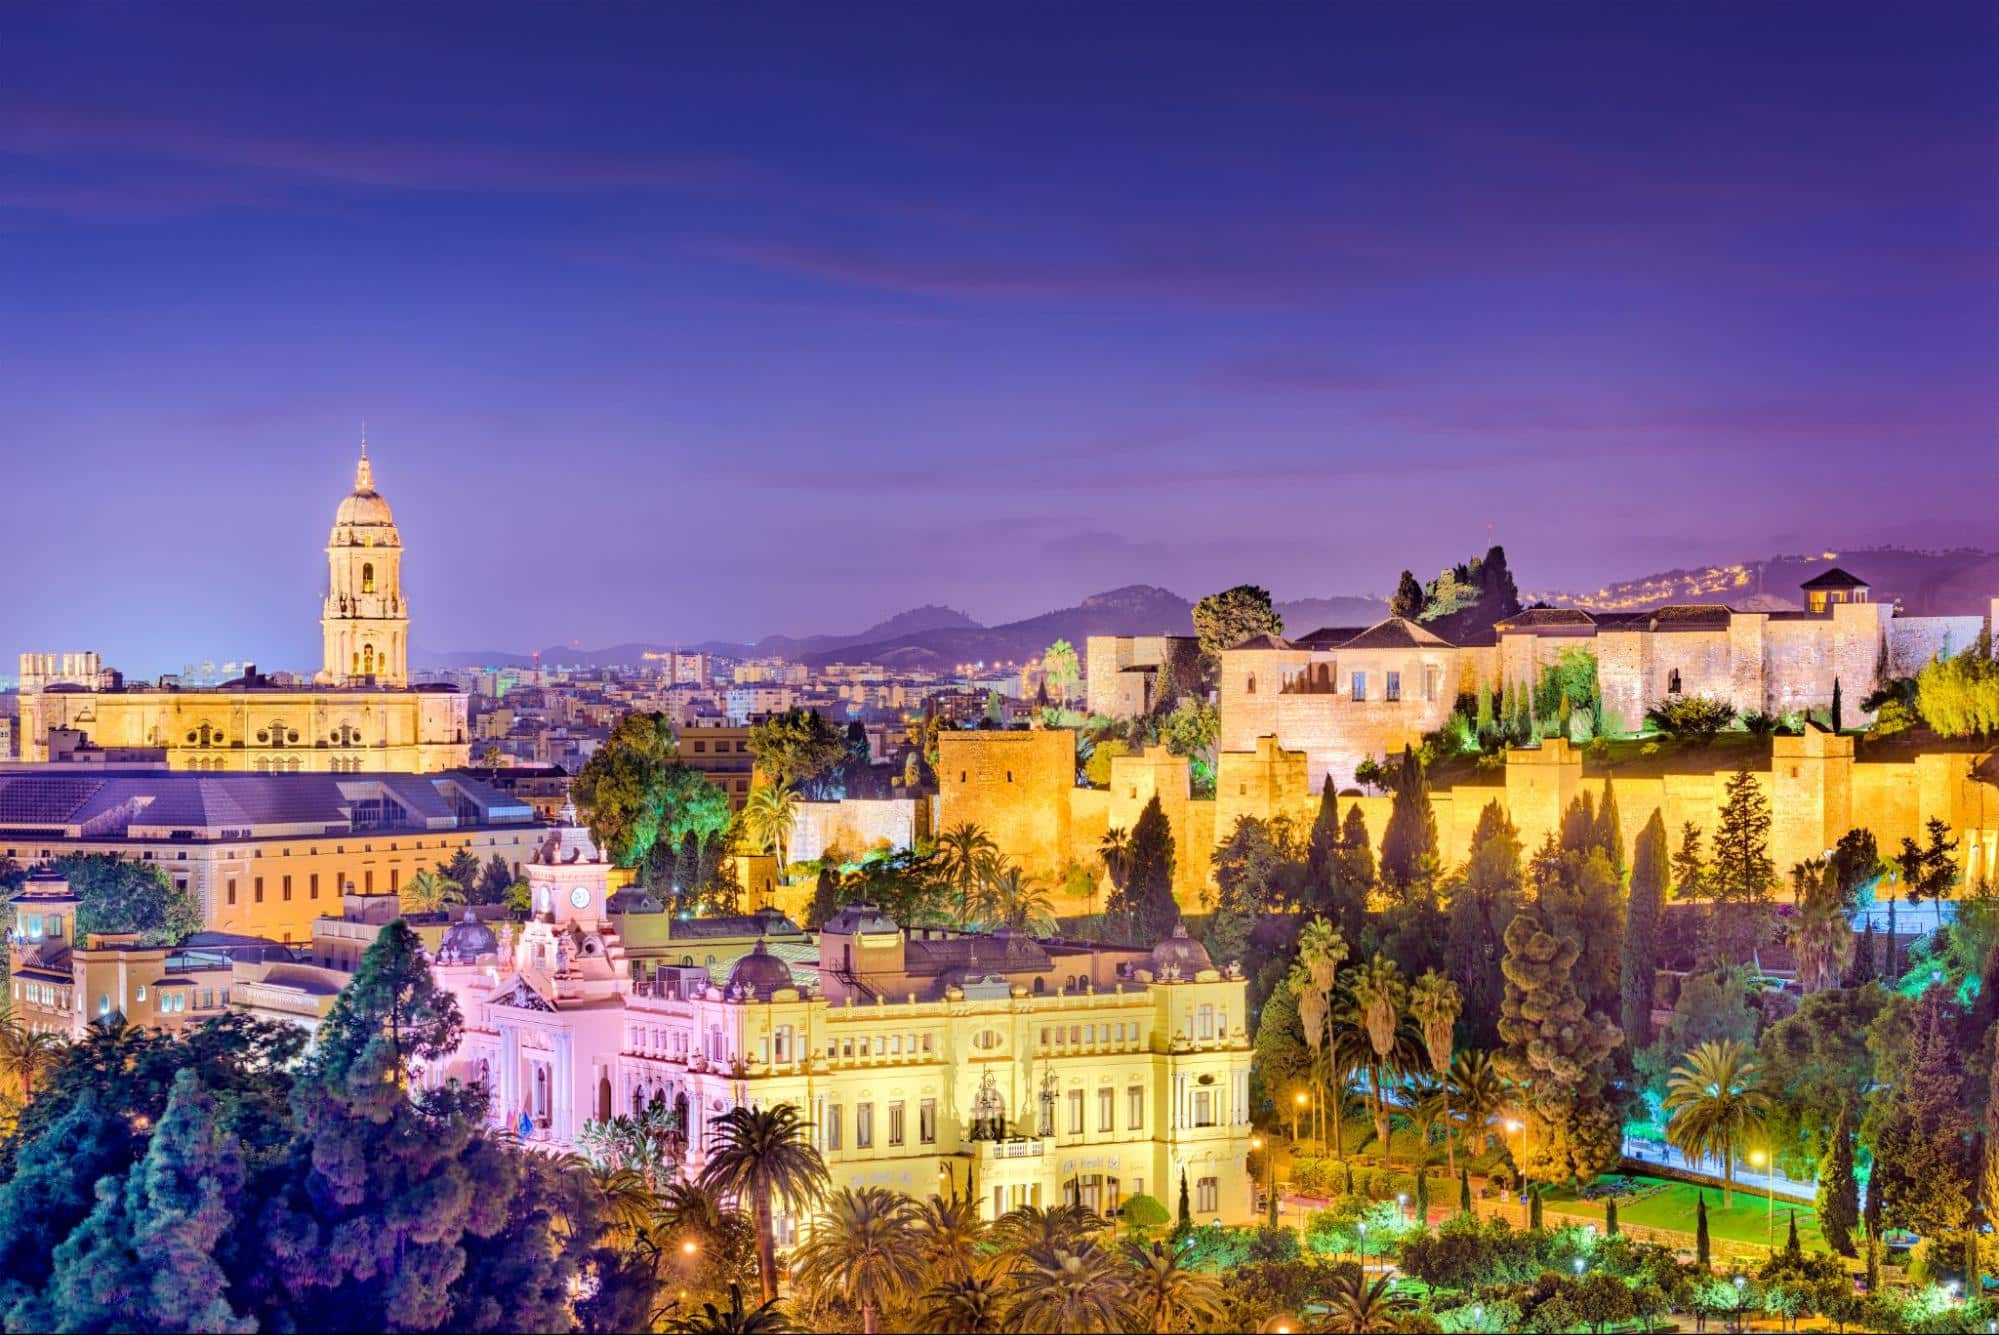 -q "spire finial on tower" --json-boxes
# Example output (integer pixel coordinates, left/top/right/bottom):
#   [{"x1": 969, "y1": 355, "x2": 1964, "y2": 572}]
[{"x1": 355, "y1": 423, "x2": 374, "y2": 492}]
